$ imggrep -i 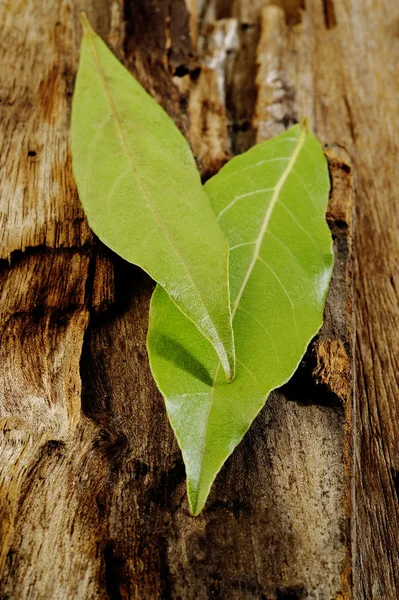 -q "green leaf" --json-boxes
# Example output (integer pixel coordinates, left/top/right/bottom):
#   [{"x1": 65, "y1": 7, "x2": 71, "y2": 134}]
[
  {"x1": 71, "y1": 15, "x2": 235, "y2": 381},
  {"x1": 147, "y1": 124, "x2": 334, "y2": 515}
]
